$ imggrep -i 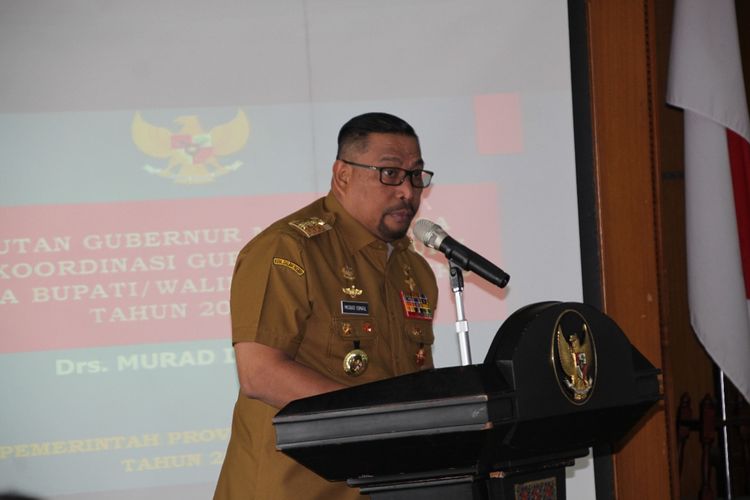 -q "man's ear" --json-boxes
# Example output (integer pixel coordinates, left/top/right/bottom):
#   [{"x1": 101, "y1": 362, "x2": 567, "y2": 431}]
[{"x1": 332, "y1": 160, "x2": 351, "y2": 192}]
